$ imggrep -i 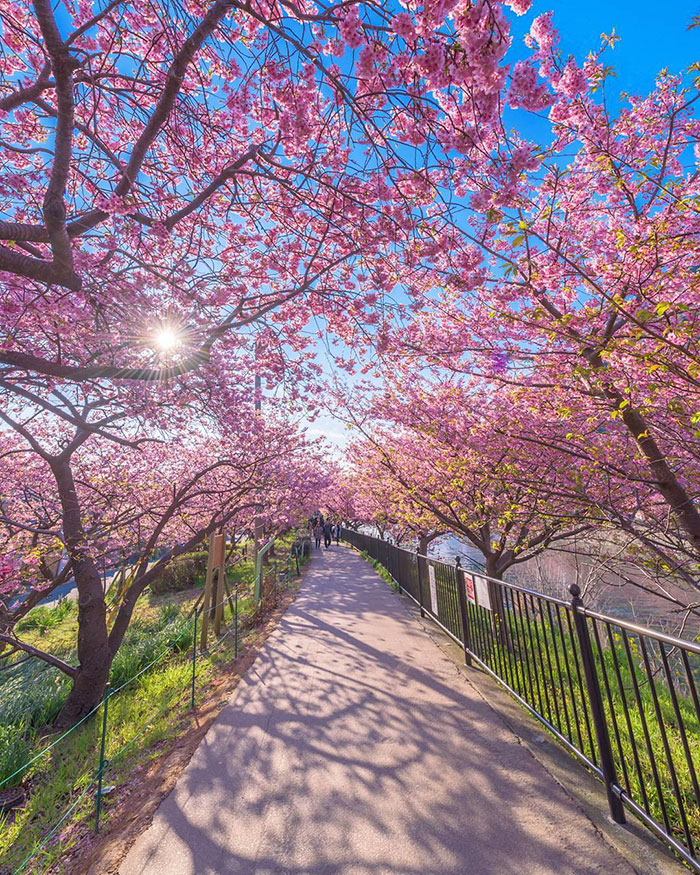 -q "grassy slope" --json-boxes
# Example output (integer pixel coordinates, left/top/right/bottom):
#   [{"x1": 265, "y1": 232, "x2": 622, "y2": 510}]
[{"x1": 0, "y1": 534, "x2": 305, "y2": 873}]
